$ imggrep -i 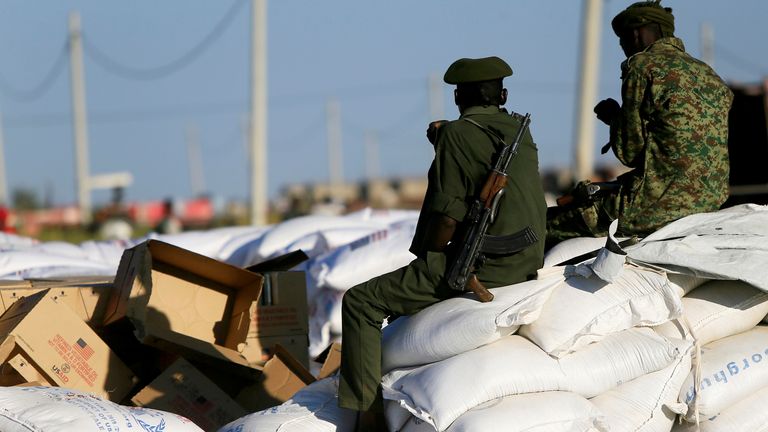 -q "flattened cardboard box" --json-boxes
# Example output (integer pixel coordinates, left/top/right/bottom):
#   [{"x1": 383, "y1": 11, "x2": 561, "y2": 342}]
[
  {"x1": 235, "y1": 344, "x2": 317, "y2": 412},
  {"x1": 104, "y1": 240, "x2": 263, "y2": 367},
  {"x1": 0, "y1": 289, "x2": 135, "y2": 402},
  {"x1": 315, "y1": 342, "x2": 342, "y2": 380},
  {"x1": 0, "y1": 277, "x2": 113, "y2": 327},
  {"x1": 239, "y1": 333, "x2": 310, "y2": 369},
  {"x1": 132, "y1": 357, "x2": 246, "y2": 432}
]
